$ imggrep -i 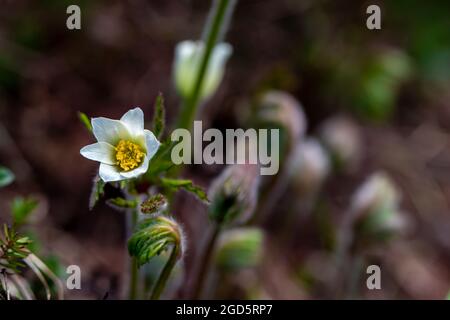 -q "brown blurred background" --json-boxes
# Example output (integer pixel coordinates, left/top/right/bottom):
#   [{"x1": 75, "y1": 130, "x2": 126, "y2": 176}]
[{"x1": 1, "y1": 0, "x2": 450, "y2": 299}]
